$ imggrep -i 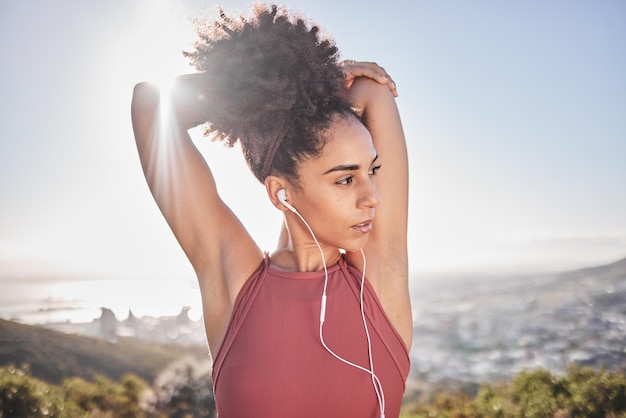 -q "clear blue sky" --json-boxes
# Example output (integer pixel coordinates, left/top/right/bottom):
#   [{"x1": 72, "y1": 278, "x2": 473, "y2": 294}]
[{"x1": 1, "y1": 0, "x2": 625, "y2": 283}]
